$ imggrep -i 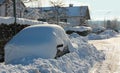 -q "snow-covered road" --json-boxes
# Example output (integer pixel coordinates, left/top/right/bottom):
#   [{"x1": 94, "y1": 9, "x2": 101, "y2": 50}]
[{"x1": 89, "y1": 35, "x2": 120, "y2": 73}]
